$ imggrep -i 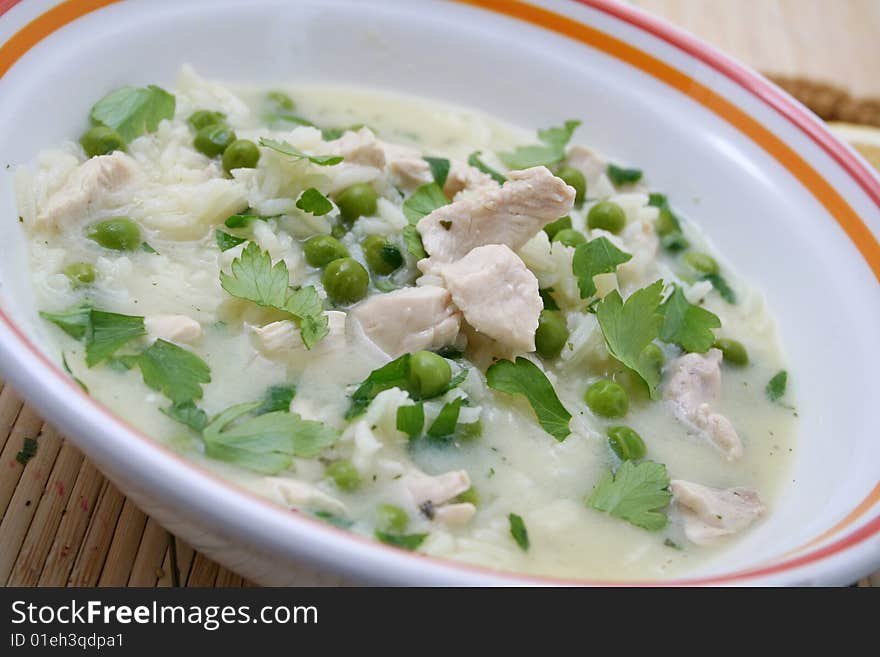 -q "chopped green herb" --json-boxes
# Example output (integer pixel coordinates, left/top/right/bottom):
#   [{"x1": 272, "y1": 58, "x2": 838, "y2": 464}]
[
  {"x1": 161, "y1": 400, "x2": 208, "y2": 432},
  {"x1": 61, "y1": 352, "x2": 88, "y2": 392},
  {"x1": 595, "y1": 281, "x2": 664, "y2": 398},
  {"x1": 766, "y1": 370, "x2": 788, "y2": 403},
  {"x1": 140, "y1": 242, "x2": 158, "y2": 254},
  {"x1": 508, "y1": 513, "x2": 530, "y2": 551},
  {"x1": 539, "y1": 288, "x2": 559, "y2": 310},
  {"x1": 14, "y1": 437, "x2": 38, "y2": 465},
  {"x1": 254, "y1": 384, "x2": 297, "y2": 415},
  {"x1": 313, "y1": 510, "x2": 354, "y2": 529},
  {"x1": 498, "y1": 120, "x2": 581, "y2": 169},
  {"x1": 702, "y1": 272, "x2": 737, "y2": 304},
  {"x1": 486, "y1": 357, "x2": 571, "y2": 441},
  {"x1": 203, "y1": 402, "x2": 339, "y2": 474},
  {"x1": 220, "y1": 242, "x2": 329, "y2": 349},
  {"x1": 658, "y1": 286, "x2": 721, "y2": 353},
  {"x1": 607, "y1": 163, "x2": 643, "y2": 186},
  {"x1": 586, "y1": 460, "x2": 672, "y2": 531},
  {"x1": 135, "y1": 339, "x2": 210, "y2": 403},
  {"x1": 571, "y1": 236, "x2": 632, "y2": 299},
  {"x1": 467, "y1": 151, "x2": 507, "y2": 184},
  {"x1": 402, "y1": 225, "x2": 427, "y2": 259},
  {"x1": 258, "y1": 138, "x2": 343, "y2": 166},
  {"x1": 40, "y1": 302, "x2": 93, "y2": 341},
  {"x1": 90, "y1": 85, "x2": 175, "y2": 144},
  {"x1": 347, "y1": 354, "x2": 412, "y2": 419},
  {"x1": 664, "y1": 538, "x2": 683, "y2": 550},
  {"x1": 396, "y1": 402, "x2": 425, "y2": 439},
  {"x1": 427, "y1": 398, "x2": 463, "y2": 439},
  {"x1": 224, "y1": 212, "x2": 273, "y2": 228},
  {"x1": 402, "y1": 182, "x2": 449, "y2": 224},
  {"x1": 320, "y1": 124, "x2": 366, "y2": 140},
  {"x1": 215, "y1": 229, "x2": 246, "y2": 251},
  {"x1": 86, "y1": 311, "x2": 146, "y2": 367},
  {"x1": 423, "y1": 156, "x2": 450, "y2": 188},
  {"x1": 374, "y1": 531, "x2": 428, "y2": 551},
  {"x1": 296, "y1": 187, "x2": 334, "y2": 216}
]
